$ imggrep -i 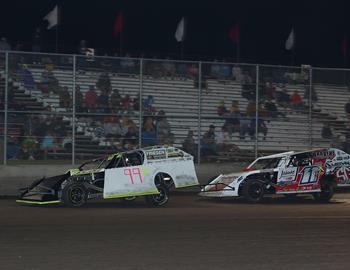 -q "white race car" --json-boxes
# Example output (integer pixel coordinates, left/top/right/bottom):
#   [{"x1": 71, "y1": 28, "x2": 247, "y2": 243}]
[
  {"x1": 199, "y1": 148, "x2": 350, "y2": 202},
  {"x1": 17, "y1": 146, "x2": 199, "y2": 207}
]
